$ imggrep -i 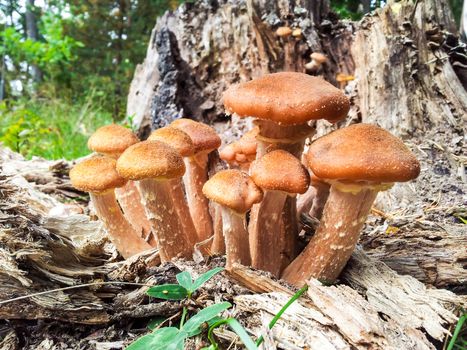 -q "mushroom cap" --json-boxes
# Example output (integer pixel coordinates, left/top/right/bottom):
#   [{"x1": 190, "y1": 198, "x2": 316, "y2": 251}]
[
  {"x1": 87, "y1": 124, "x2": 139, "y2": 157},
  {"x1": 219, "y1": 127, "x2": 258, "y2": 164},
  {"x1": 310, "y1": 52, "x2": 328, "y2": 63},
  {"x1": 70, "y1": 156, "x2": 127, "y2": 194},
  {"x1": 171, "y1": 118, "x2": 221, "y2": 154},
  {"x1": 148, "y1": 126, "x2": 195, "y2": 157},
  {"x1": 276, "y1": 26, "x2": 293, "y2": 37},
  {"x1": 307, "y1": 124, "x2": 421, "y2": 183},
  {"x1": 203, "y1": 170, "x2": 263, "y2": 214},
  {"x1": 250, "y1": 150, "x2": 310, "y2": 194},
  {"x1": 223, "y1": 72, "x2": 349, "y2": 125},
  {"x1": 116, "y1": 140, "x2": 185, "y2": 180}
]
